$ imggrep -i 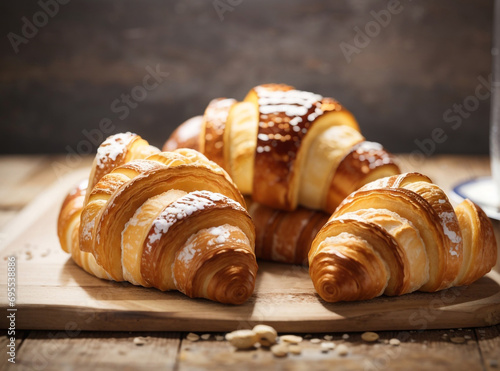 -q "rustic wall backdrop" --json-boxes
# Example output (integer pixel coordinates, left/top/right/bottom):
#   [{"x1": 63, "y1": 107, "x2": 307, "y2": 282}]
[{"x1": 0, "y1": 0, "x2": 493, "y2": 154}]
